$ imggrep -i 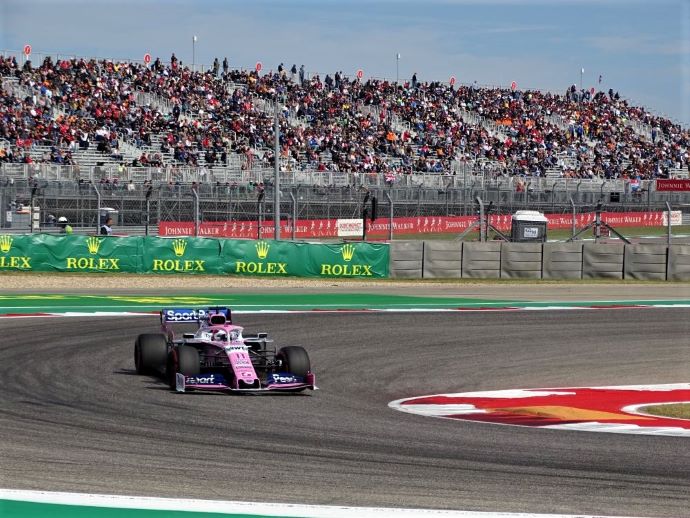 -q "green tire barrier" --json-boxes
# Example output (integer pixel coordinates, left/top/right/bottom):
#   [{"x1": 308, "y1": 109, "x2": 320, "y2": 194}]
[{"x1": 0, "y1": 234, "x2": 390, "y2": 278}]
